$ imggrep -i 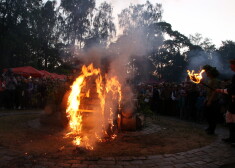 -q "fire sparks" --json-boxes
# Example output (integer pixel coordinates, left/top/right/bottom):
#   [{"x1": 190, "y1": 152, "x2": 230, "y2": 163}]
[
  {"x1": 187, "y1": 69, "x2": 205, "y2": 84},
  {"x1": 66, "y1": 64, "x2": 122, "y2": 150}
]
